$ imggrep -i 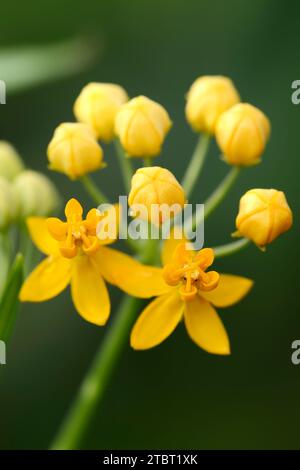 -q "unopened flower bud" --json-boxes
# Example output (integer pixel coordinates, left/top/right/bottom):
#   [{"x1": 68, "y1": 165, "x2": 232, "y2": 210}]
[
  {"x1": 0, "y1": 141, "x2": 24, "y2": 181},
  {"x1": 216, "y1": 103, "x2": 270, "y2": 166},
  {"x1": 128, "y1": 167, "x2": 185, "y2": 223},
  {"x1": 13, "y1": 170, "x2": 60, "y2": 218},
  {"x1": 74, "y1": 82, "x2": 128, "y2": 142},
  {"x1": 0, "y1": 177, "x2": 19, "y2": 229},
  {"x1": 115, "y1": 96, "x2": 172, "y2": 157},
  {"x1": 47, "y1": 123, "x2": 104, "y2": 179},
  {"x1": 185, "y1": 75, "x2": 240, "y2": 134},
  {"x1": 235, "y1": 188, "x2": 292, "y2": 248}
]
